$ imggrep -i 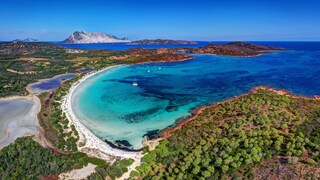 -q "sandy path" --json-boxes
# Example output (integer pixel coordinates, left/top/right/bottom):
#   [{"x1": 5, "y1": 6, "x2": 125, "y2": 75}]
[{"x1": 59, "y1": 163, "x2": 96, "y2": 180}]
